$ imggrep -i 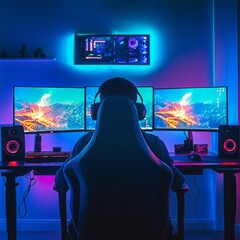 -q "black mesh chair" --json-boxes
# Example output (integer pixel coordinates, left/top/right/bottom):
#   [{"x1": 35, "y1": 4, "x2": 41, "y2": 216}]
[
  {"x1": 55, "y1": 96, "x2": 189, "y2": 240},
  {"x1": 54, "y1": 184, "x2": 189, "y2": 240},
  {"x1": 64, "y1": 96, "x2": 174, "y2": 240}
]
